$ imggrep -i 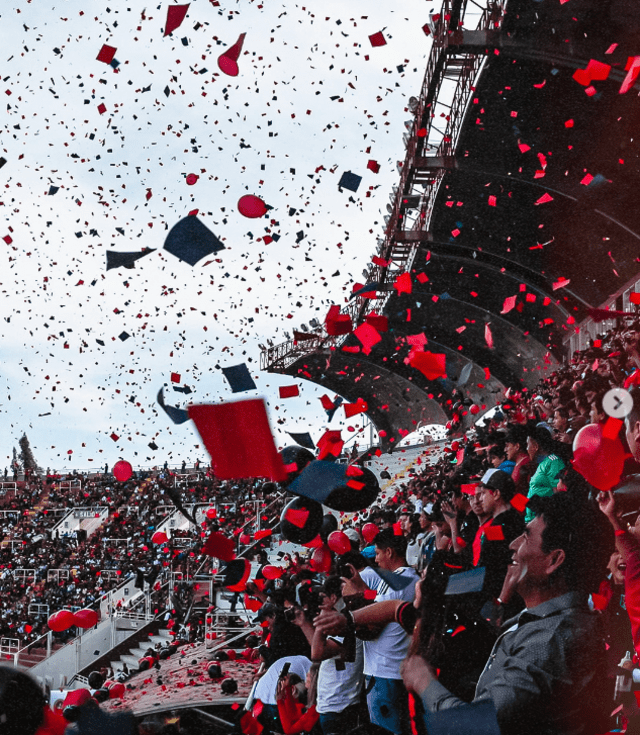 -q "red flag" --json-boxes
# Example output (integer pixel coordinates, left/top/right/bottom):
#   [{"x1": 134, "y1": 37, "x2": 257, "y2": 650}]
[{"x1": 188, "y1": 399, "x2": 287, "y2": 482}]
